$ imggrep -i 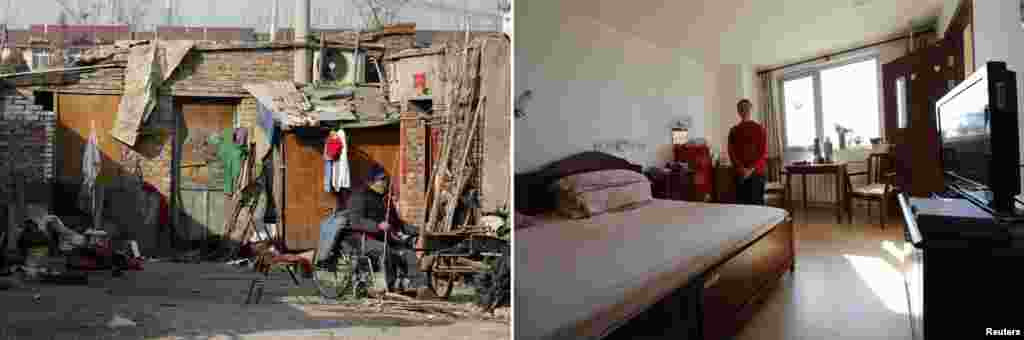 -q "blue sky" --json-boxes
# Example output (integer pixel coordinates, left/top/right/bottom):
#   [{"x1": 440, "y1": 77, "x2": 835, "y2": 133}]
[{"x1": 1, "y1": 0, "x2": 504, "y2": 31}]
